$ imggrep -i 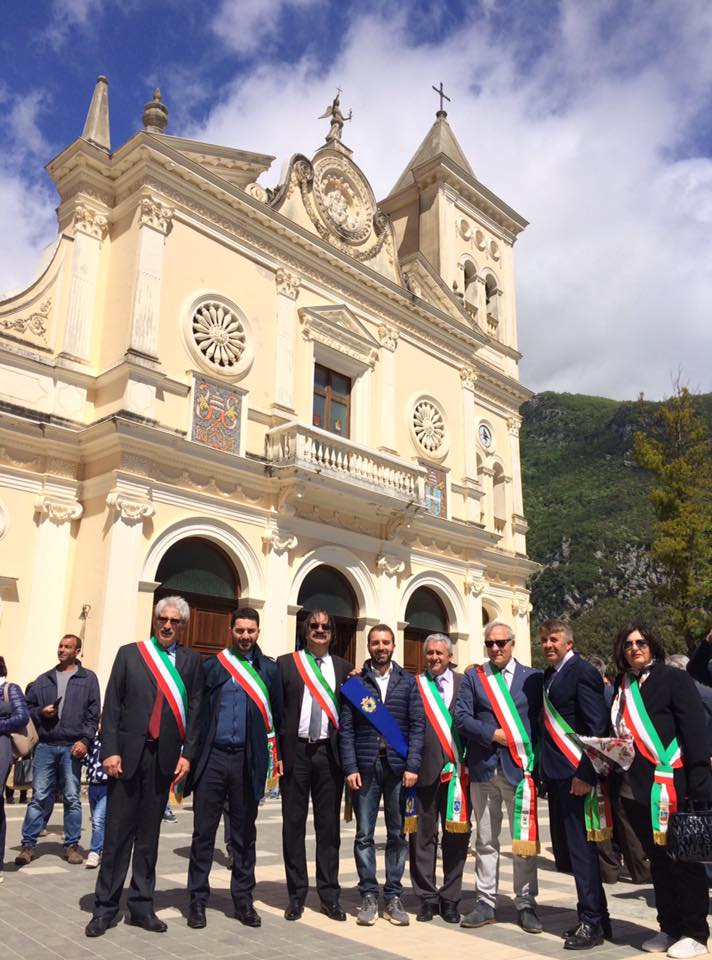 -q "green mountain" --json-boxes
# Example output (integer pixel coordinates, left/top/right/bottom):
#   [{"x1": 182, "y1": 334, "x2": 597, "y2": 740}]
[{"x1": 520, "y1": 391, "x2": 712, "y2": 666}]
